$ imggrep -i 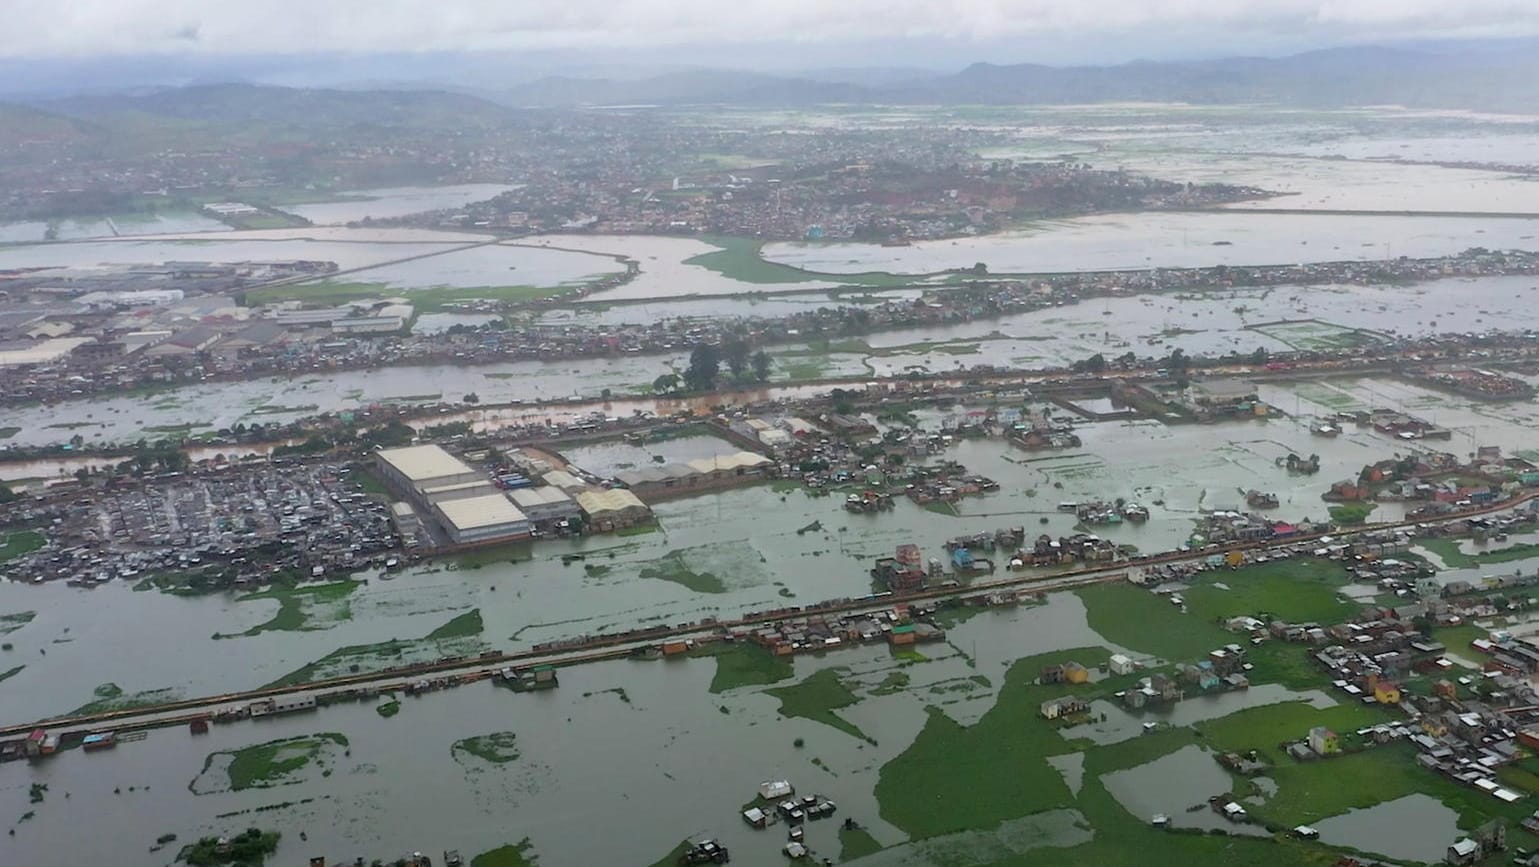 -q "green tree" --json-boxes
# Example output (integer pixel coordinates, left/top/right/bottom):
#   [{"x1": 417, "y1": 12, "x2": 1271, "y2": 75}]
[
  {"x1": 0, "y1": 482, "x2": 16, "y2": 503},
  {"x1": 652, "y1": 373, "x2": 681, "y2": 394},
  {"x1": 1249, "y1": 346, "x2": 1270, "y2": 366},
  {"x1": 684, "y1": 343, "x2": 720, "y2": 392},
  {"x1": 751, "y1": 350, "x2": 773, "y2": 382},
  {"x1": 723, "y1": 336, "x2": 750, "y2": 381},
  {"x1": 1073, "y1": 353, "x2": 1107, "y2": 374},
  {"x1": 462, "y1": 392, "x2": 480, "y2": 404}
]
